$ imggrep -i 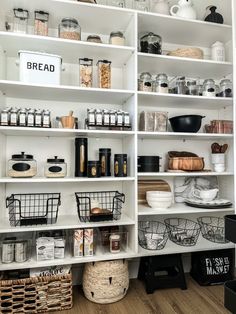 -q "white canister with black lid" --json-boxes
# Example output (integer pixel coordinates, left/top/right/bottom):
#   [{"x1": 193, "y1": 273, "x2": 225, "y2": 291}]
[
  {"x1": 8, "y1": 152, "x2": 37, "y2": 178},
  {"x1": 45, "y1": 156, "x2": 67, "y2": 178}
]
